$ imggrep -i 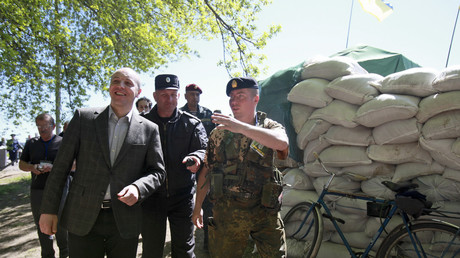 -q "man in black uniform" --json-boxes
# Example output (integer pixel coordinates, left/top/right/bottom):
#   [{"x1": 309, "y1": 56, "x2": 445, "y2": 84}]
[
  {"x1": 180, "y1": 83, "x2": 215, "y2": 251},
  {"x1": 19, "y1": 113, "x2": 69, "y2": 258},
  {"x1": 180, "y1": 83, "x2": 215, "y2": 135},
  {"x1": 141, "y1": 74, "x2": 208, "y2": 258}
]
